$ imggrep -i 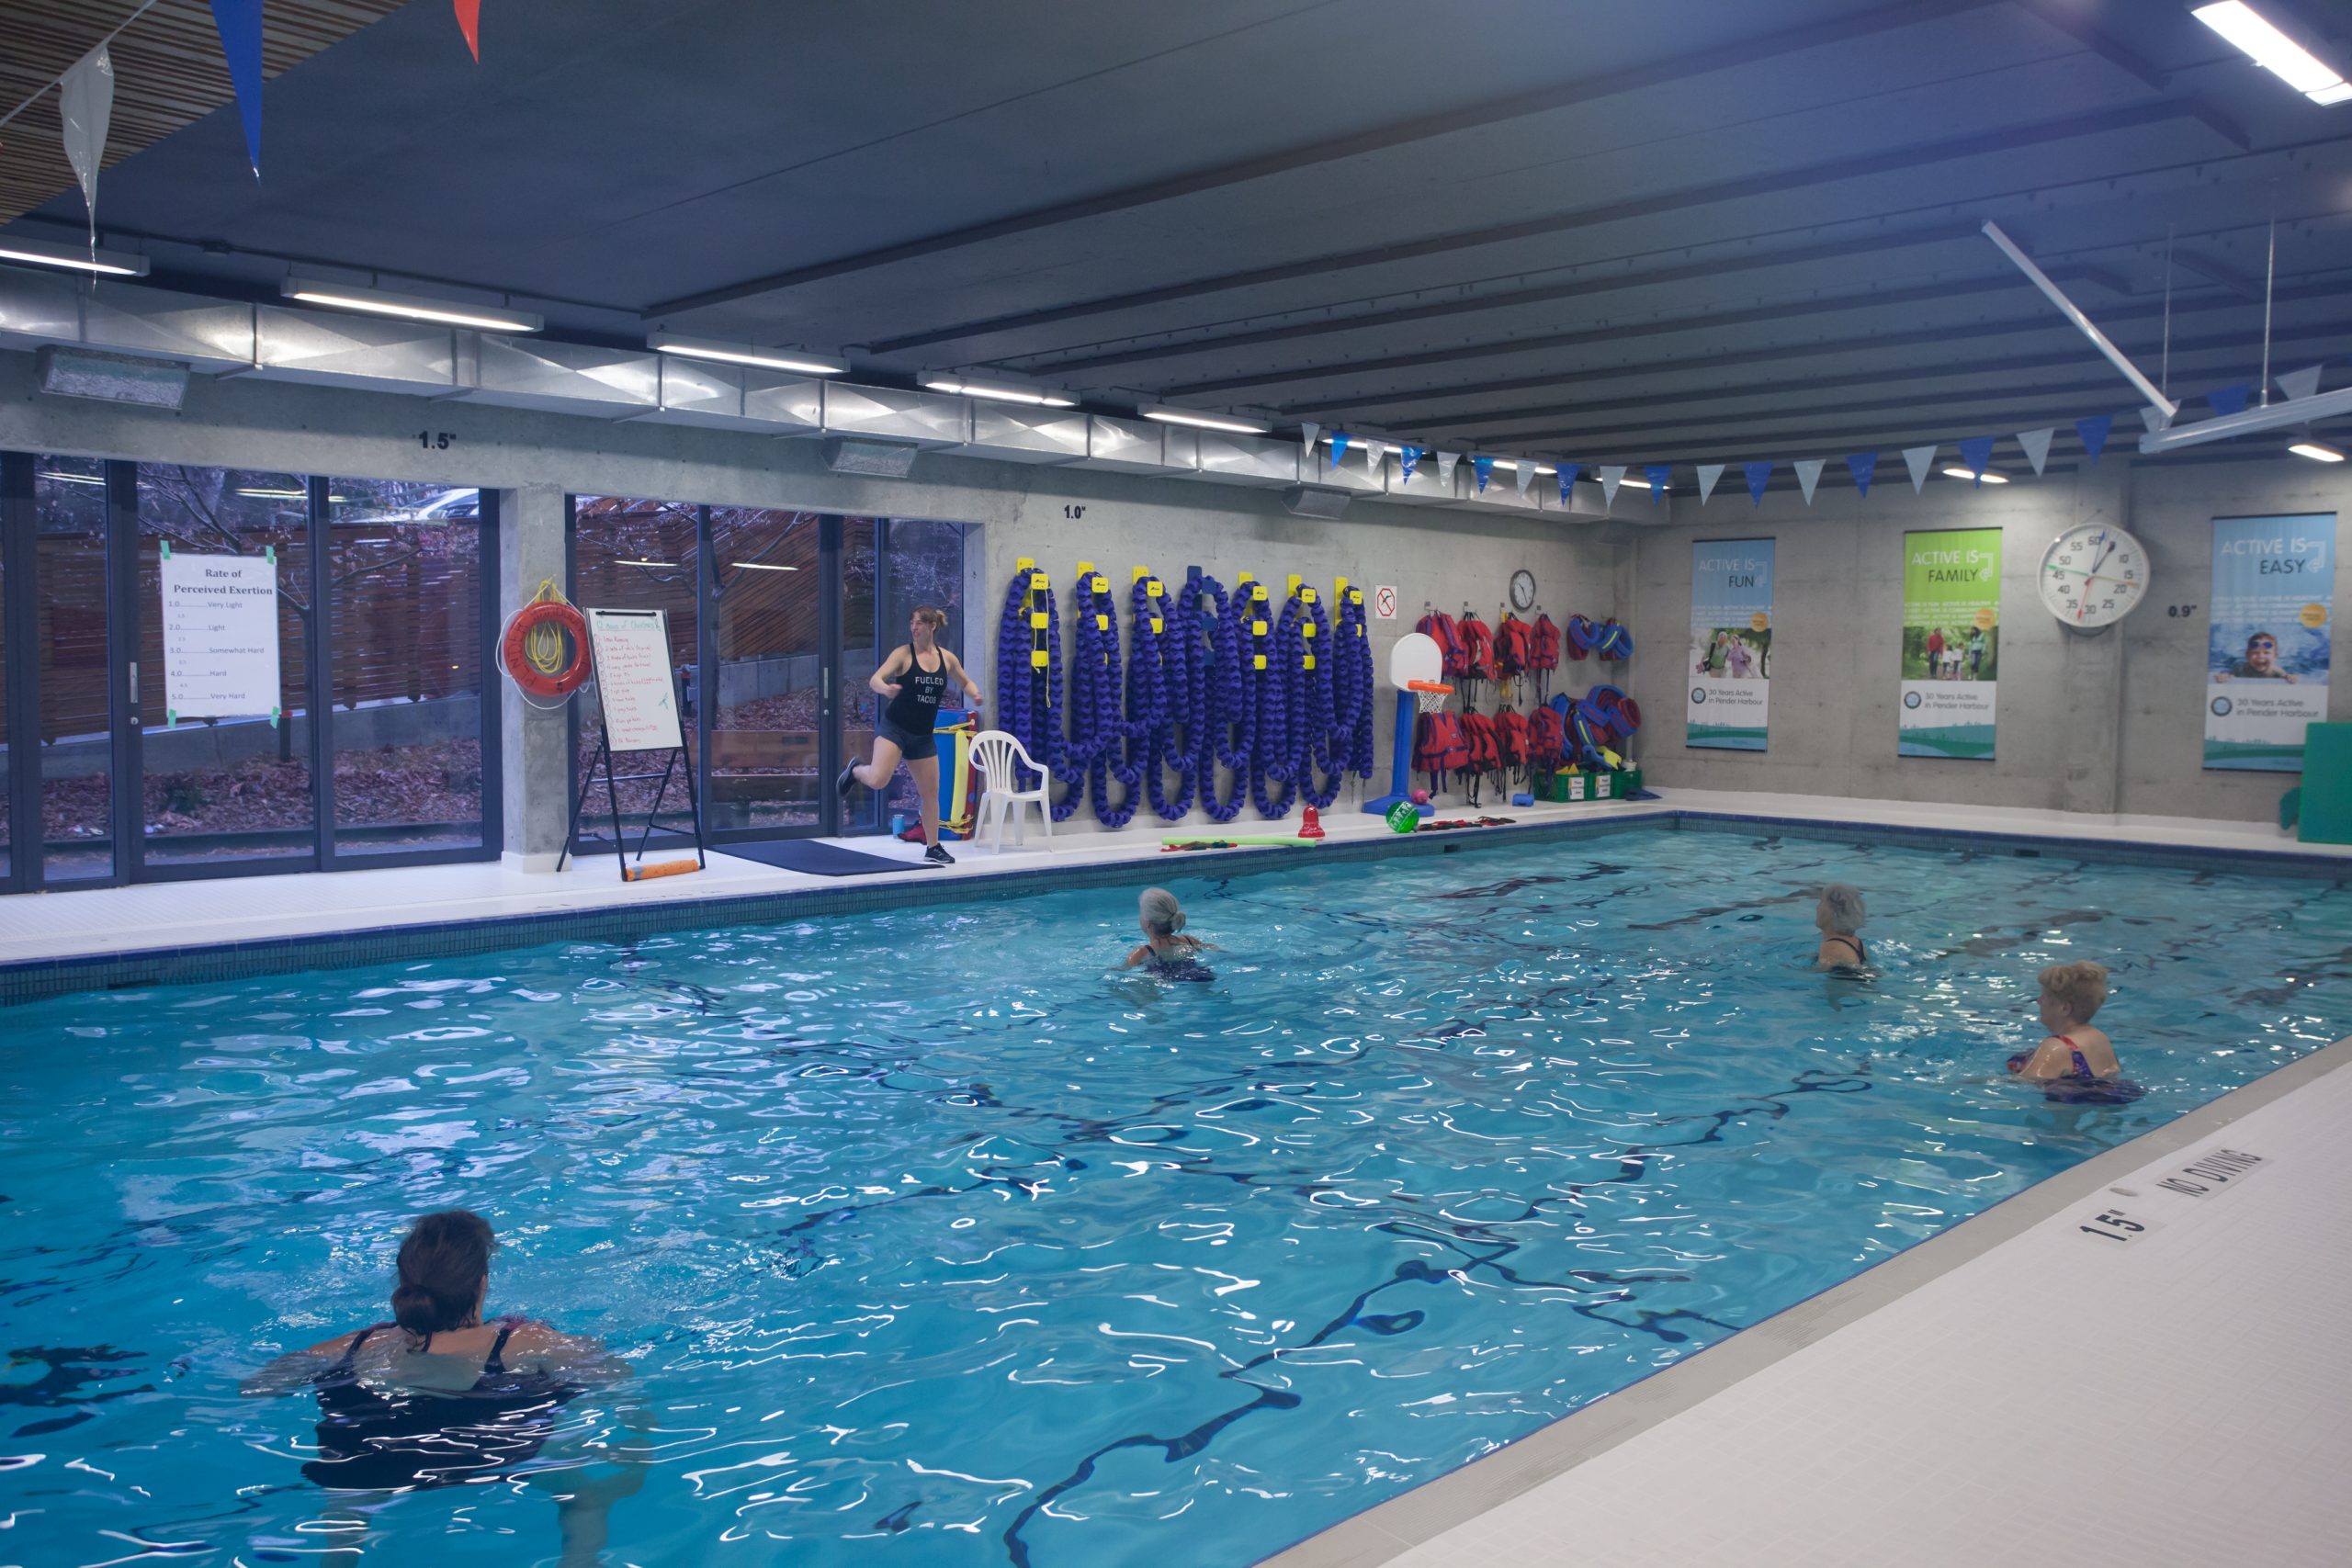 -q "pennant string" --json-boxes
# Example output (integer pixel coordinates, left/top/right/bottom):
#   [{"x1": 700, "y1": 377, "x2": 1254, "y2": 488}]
[{"x1": 0, "y1": 0, "x2": 164, "y2": 134}]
